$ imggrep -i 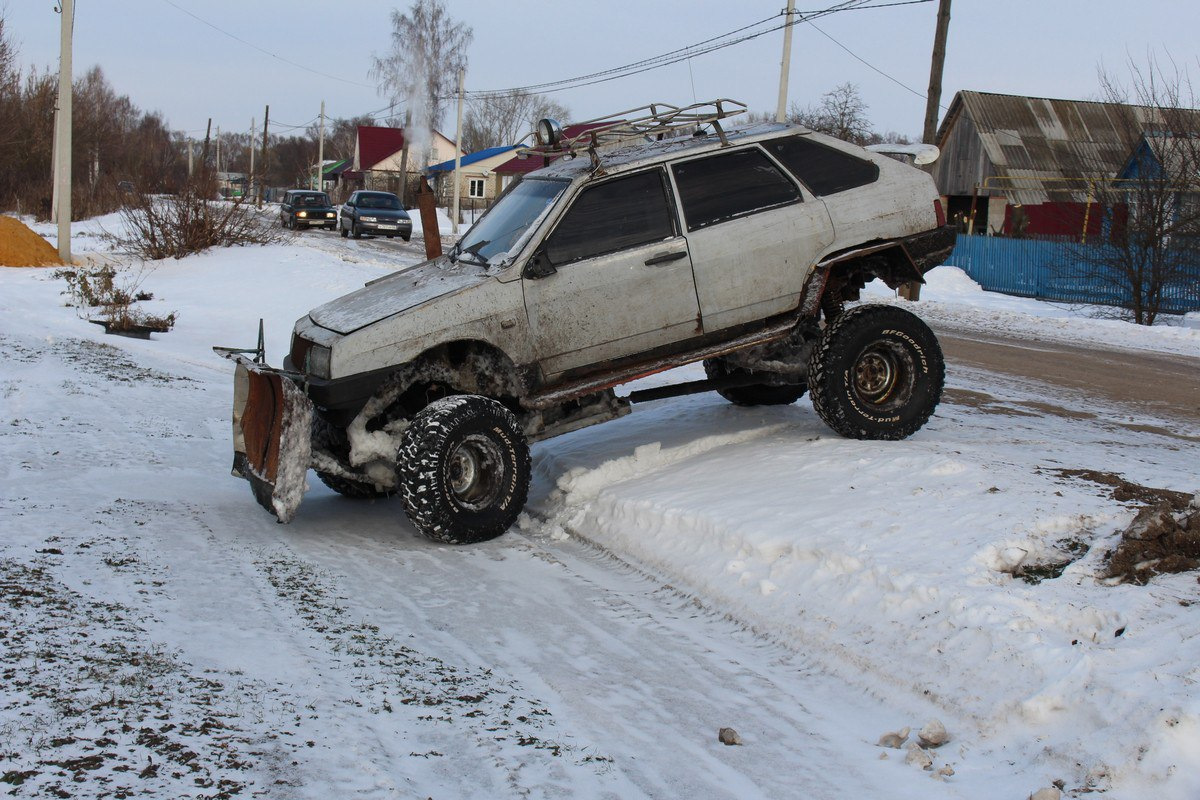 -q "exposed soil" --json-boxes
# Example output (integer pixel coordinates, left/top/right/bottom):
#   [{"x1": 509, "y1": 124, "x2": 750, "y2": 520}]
[
  {"x1": 1044, "y1": 469, "x2": 1200, "y2": 584},
  {"x1": 0, "y1": 217, "x2": 63, "y2": 268},
  {"x1": 1104, "y1": 501, "x2": 1200, "y2": 585}
]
